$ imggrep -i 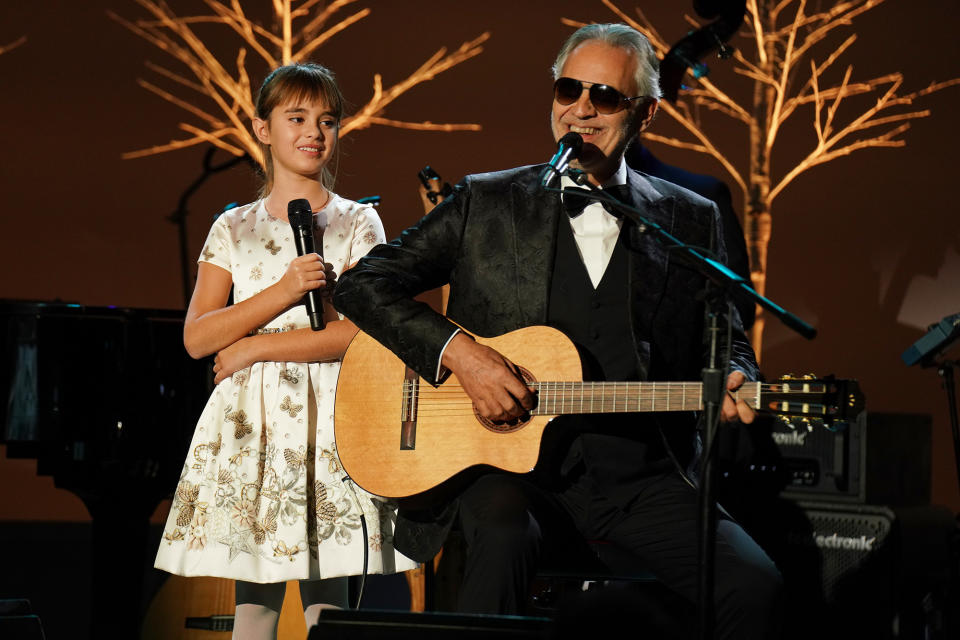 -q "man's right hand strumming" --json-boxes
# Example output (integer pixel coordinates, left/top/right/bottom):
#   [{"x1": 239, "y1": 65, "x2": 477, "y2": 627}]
[{"x1": 441, "y1": 332, "x2": 536, "y2": 423}]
